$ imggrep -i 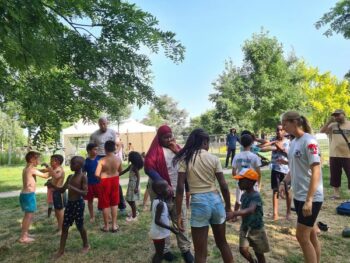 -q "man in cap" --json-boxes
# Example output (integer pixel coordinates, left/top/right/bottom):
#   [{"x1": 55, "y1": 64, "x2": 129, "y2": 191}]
[{"x1": 321, "y1": 109, "x2": 350, "y2": 199}]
